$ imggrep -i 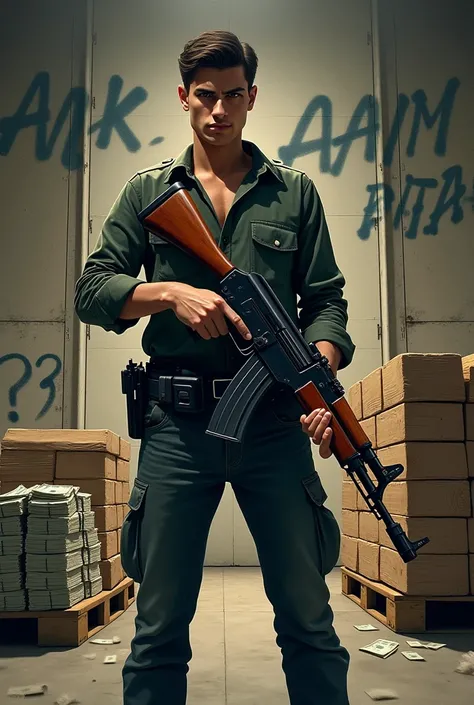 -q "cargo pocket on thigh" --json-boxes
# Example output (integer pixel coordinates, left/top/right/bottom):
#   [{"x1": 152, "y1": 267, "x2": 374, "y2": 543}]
[
  {"x1": 302, "y1": 472, "x2": 341, "y2": 576},
  {"x1": 120, "y1": 478, "x2": 148, "y2": 583}
]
